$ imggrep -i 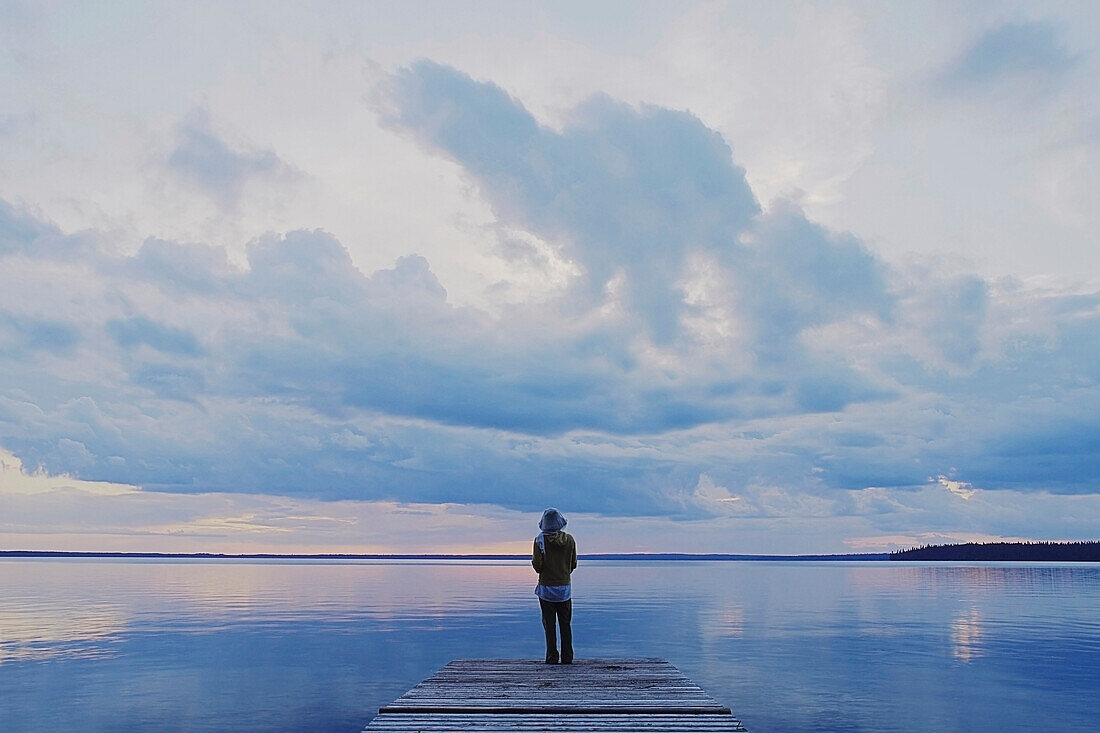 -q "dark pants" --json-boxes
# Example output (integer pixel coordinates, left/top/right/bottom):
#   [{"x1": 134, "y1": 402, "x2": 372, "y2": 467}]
[{"x1": 539, "y1": 598, "x2": 573, "y2": 663}]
